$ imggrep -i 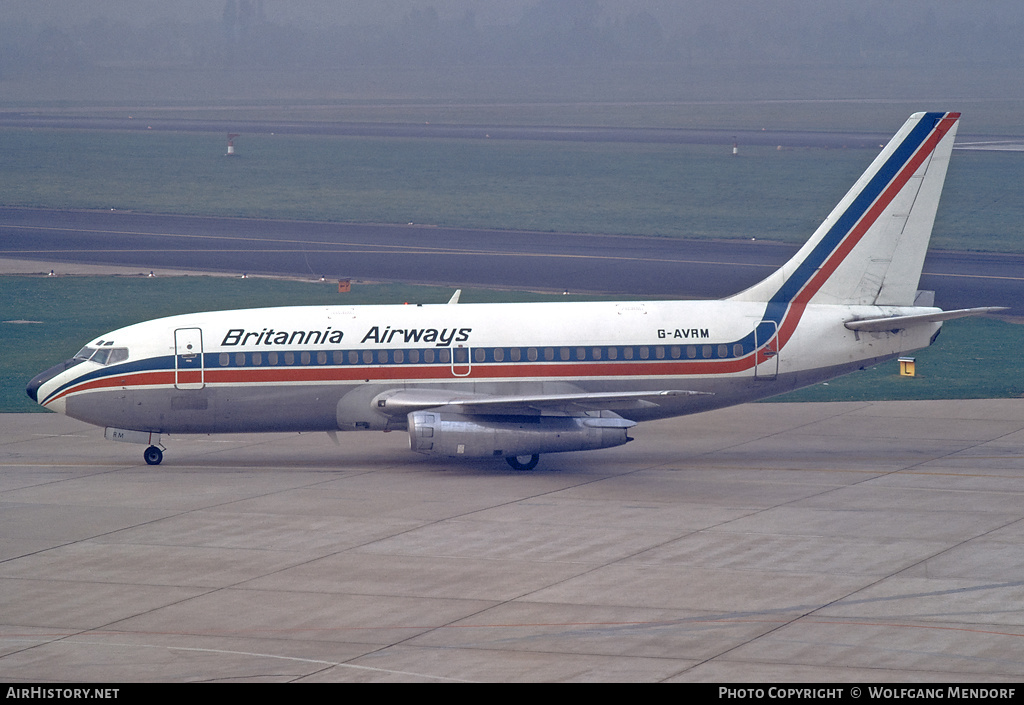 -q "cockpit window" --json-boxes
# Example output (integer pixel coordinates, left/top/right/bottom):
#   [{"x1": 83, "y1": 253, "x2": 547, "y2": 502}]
[{"x1": 74, "y1": 346, "x2": 129, "y2": 365}]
